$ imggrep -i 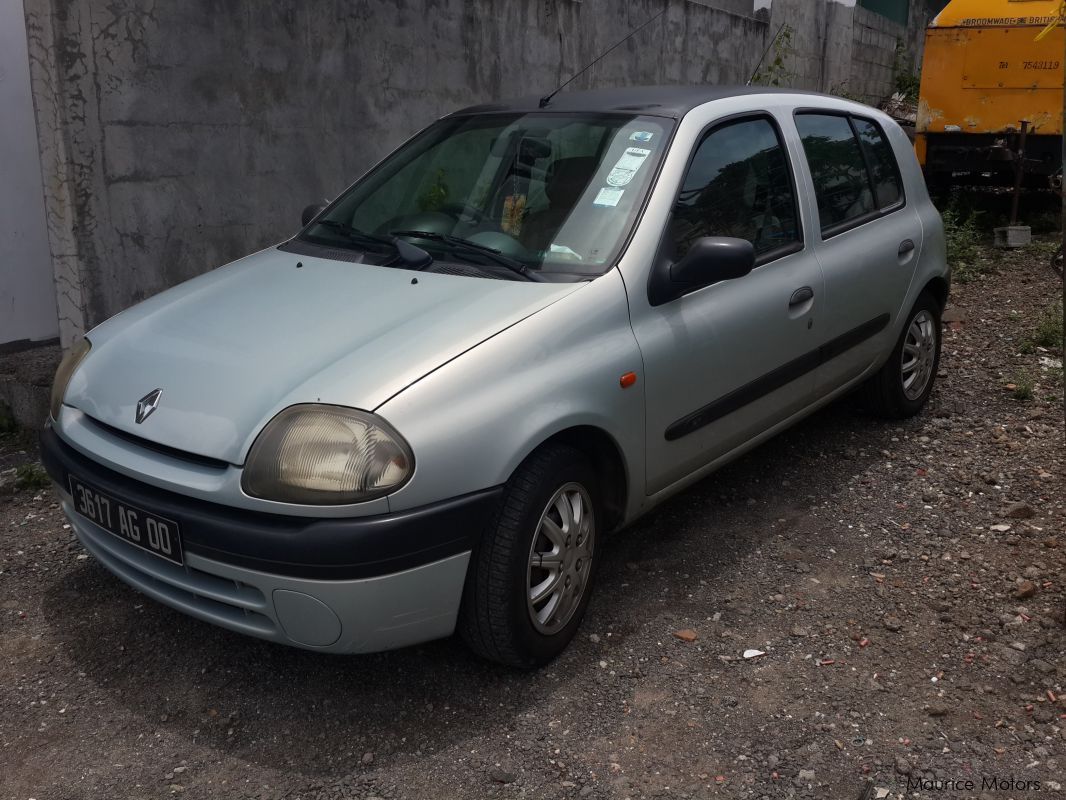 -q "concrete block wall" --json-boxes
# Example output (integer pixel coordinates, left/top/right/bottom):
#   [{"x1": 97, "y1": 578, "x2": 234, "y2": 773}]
[
  {"x1": 849, "y1": 5, "x2": 911, "y2": 103},
  {"x1": 23, "y1": 0, "x2": 926, "y2": 345}
]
